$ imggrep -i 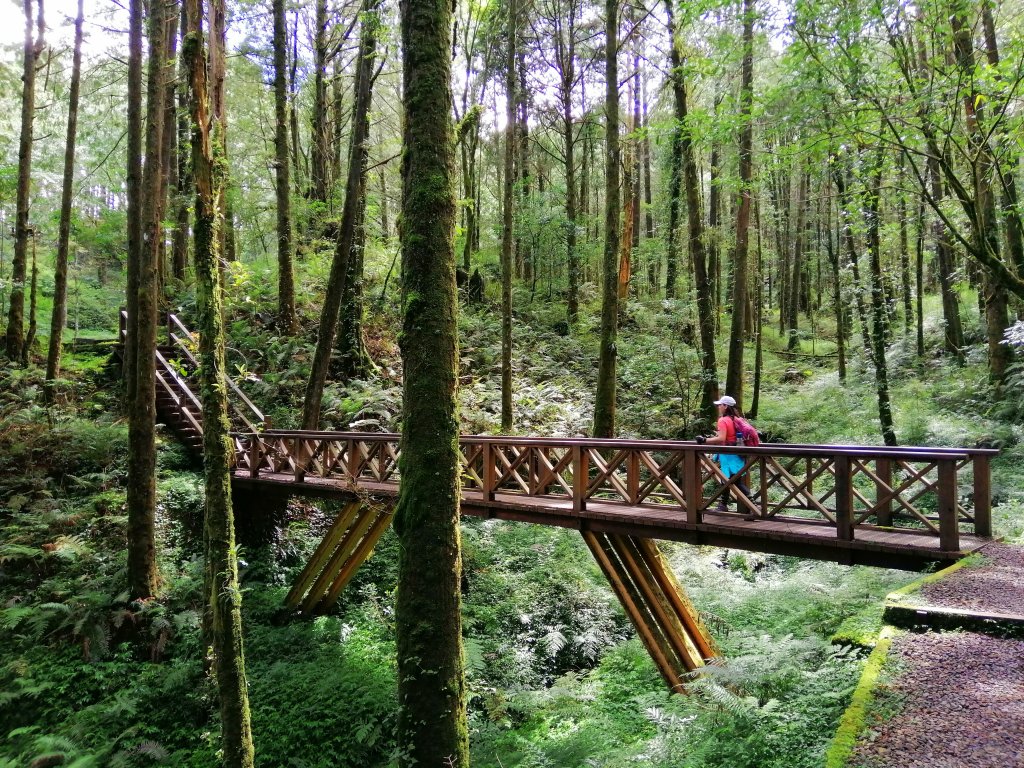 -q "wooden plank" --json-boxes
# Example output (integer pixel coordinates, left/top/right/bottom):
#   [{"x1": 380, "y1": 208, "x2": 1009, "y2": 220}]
[
  {"x1": 875, "y1": 458, "x2": 892, "y2": 527},
  {"x1": 937, "y1": 460, "x2": 959, "y2": 552},
  {"x1": 834, "y1": 456, "x2": 853, "y2": 542},
  {"x1": 285, "y1": 501, "x2": 362, "y2": 609},
  {"x1": 299, "y1": 507, "x2": 379, "y2": 614},
  {"x1": 611, "y1": 535, "x2": 701, "y2": 672},
  {"x1": 319, "y1": 507, "x2": 394, "y2": 610},
  {"x1": 972, "y1": 454, "x2": 992, "y2": 537},
  {"x1": 581, "y1": 531, "x2": 684, "y2": 691},
  {"x1": 634, "y1": 537, "x2": 719, "y2": 662}
]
